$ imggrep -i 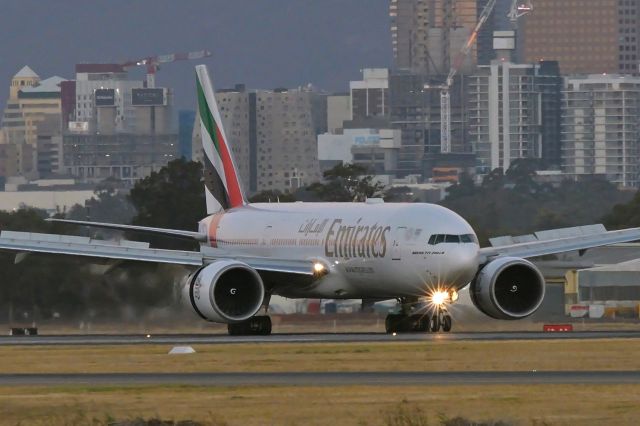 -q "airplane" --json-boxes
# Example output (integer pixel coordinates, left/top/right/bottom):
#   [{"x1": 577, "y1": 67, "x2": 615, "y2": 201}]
[{"x1": 2, "y1": 64, "x2": 640, "y2": 336}]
